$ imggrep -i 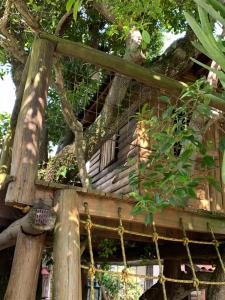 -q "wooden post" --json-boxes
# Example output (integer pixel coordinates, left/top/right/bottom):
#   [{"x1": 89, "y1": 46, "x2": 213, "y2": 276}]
[
  {"x1": 4, "y1": 229, "x2": 45, "y2": 300},
  {"x1": 53, "y1": 189, "x2": 82, "y2": 300},
  {"x1": 5, "y1": 38, "x2": 55, "y2": 206}
]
